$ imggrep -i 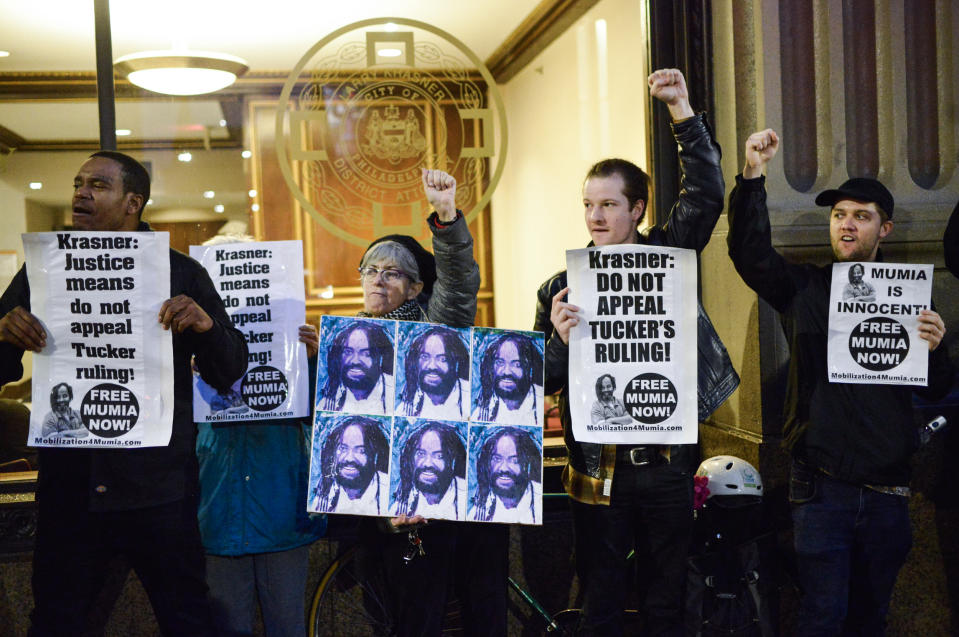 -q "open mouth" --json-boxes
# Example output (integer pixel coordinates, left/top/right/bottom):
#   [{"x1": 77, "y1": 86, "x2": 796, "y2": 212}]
[
  {"x1": 346, "y1": 368, "x2": 366, "y2": 380},
  {"x1": 339, "y1": 466, "x2": 359, "y2": 479},
  {"x1": 495, "y1": 475, "x2": 515, "y2": 488},
  {"x1": 419, "y1": 470, "x2": 437, "y2": 483}
]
